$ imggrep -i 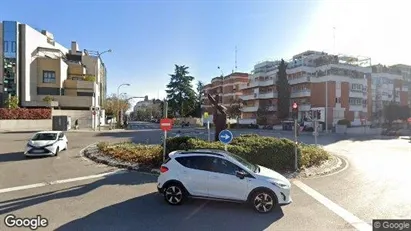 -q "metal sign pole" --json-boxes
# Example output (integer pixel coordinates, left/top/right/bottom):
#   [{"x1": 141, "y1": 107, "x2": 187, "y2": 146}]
[
  {"x1": 294, "y1": 119, "x2": 298, "y2": 170},
  {"x1": 163, "y1": 130, "x2": 167, "y2": 162},
  {"x1": 314, "y1": 119, "x2": 318, "y2": 145},
  {"x1": 207, "y1": 120, "x2": 211, "y2": 142},
  {"x1": 224, "y1": 144, "x2": 228, "y2": 151}
]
